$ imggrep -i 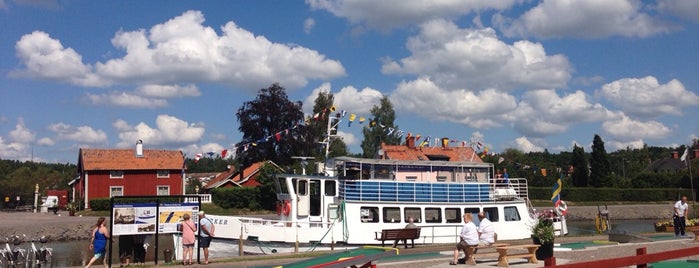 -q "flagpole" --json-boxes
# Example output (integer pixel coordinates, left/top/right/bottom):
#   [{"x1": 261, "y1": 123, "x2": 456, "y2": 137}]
[{"x1": 689, "y1": 150, "x2": 695, "y2": 218}]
